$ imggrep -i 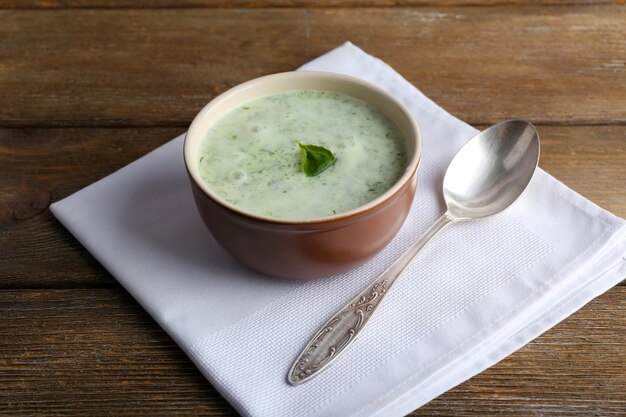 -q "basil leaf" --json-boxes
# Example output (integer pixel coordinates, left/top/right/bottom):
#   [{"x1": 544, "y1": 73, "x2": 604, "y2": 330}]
[{"x1": 296, "y1": 141, "x2": 337, "y2": 177}]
